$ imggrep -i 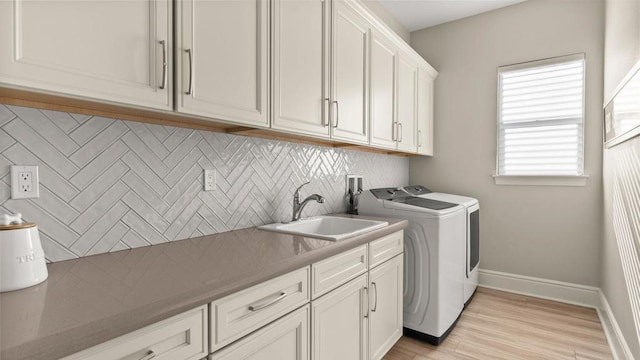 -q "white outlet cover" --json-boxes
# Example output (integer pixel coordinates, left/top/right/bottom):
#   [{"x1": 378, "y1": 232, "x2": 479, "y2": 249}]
[
  {"x1": 11, "y1": 165, "x2": 39, "y2": 199},
  {"x1": 204, "y1": 169, "x2": 216, "y2": 191}
]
